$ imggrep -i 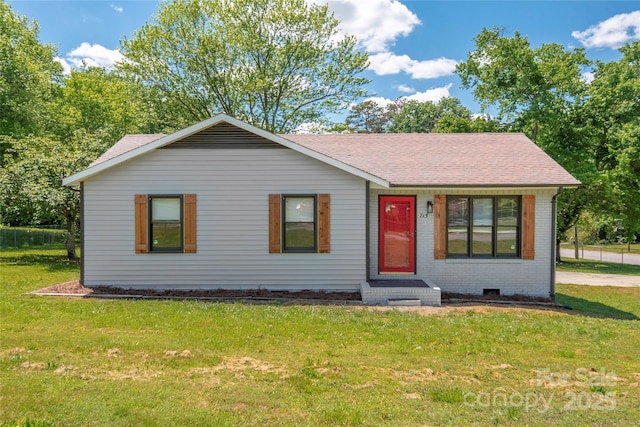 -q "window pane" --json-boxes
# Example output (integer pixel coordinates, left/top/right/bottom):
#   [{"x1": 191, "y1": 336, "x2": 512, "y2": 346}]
[
  {"x1": 152, "y1": 198, "x2": 181, "y2": 221},
  {"x1": 285, "y1": 197, "x2": 315, "y2": 222},
  {"x1": 473, "y1": 198, "x2": 493, "y2": 226},
  {"x1": 497, "y1": 197, "x2": 518, "y2": 226},
  {"x1": 285, "y1": 223, "x2": 315, "y2": 249},
  {"x1": 448, "y1": 198, "x2": 468, "y2": 226},
  {"x1": 473, "y1": 226, "x2": 493, "y2": 255},
  {"x1": 448, "y1": 226, "x2": 468, "y2": 255},
  {"x1": 152, "y1": 223, "x2": 181, "y2": 248},
  {"x1": 497, "y1": 226, "x2": 518, "y2": 255}
]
